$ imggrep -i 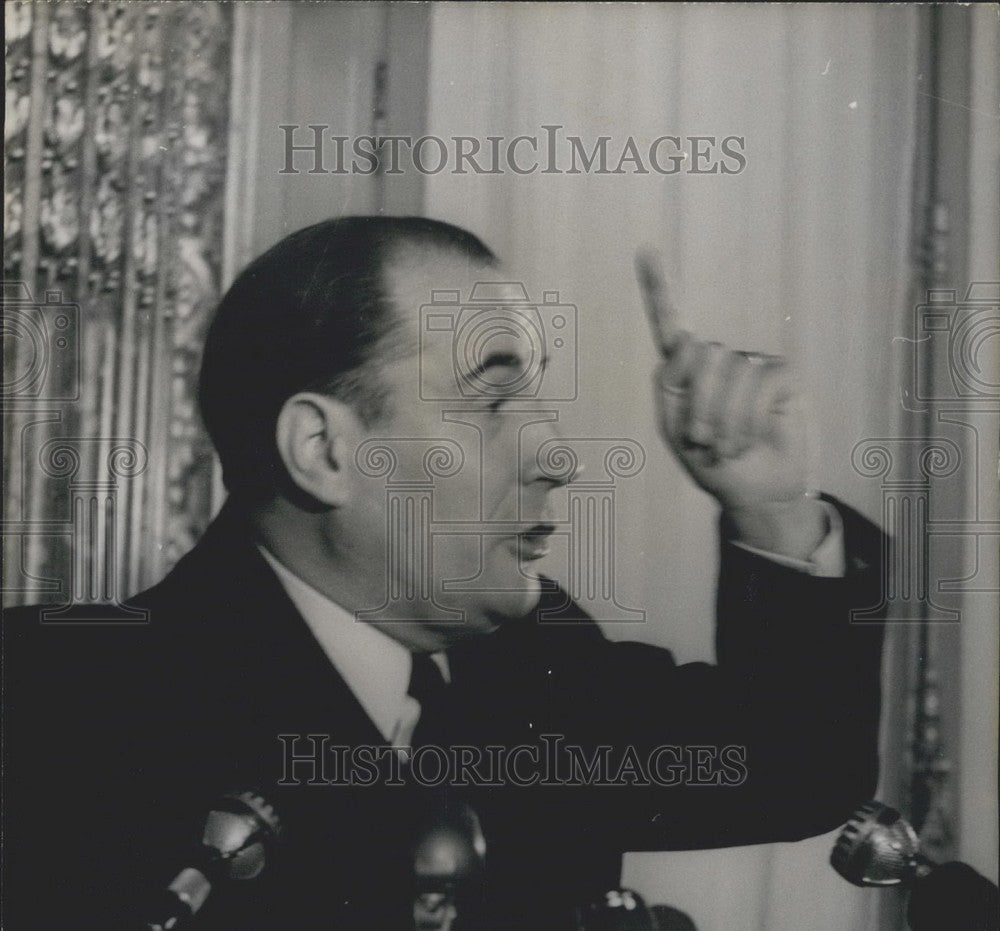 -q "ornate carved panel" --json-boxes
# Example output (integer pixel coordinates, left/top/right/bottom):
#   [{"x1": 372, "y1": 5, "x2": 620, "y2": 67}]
[{"x1": 3, "y1": 1, "x2": 234, "y2": 610}]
